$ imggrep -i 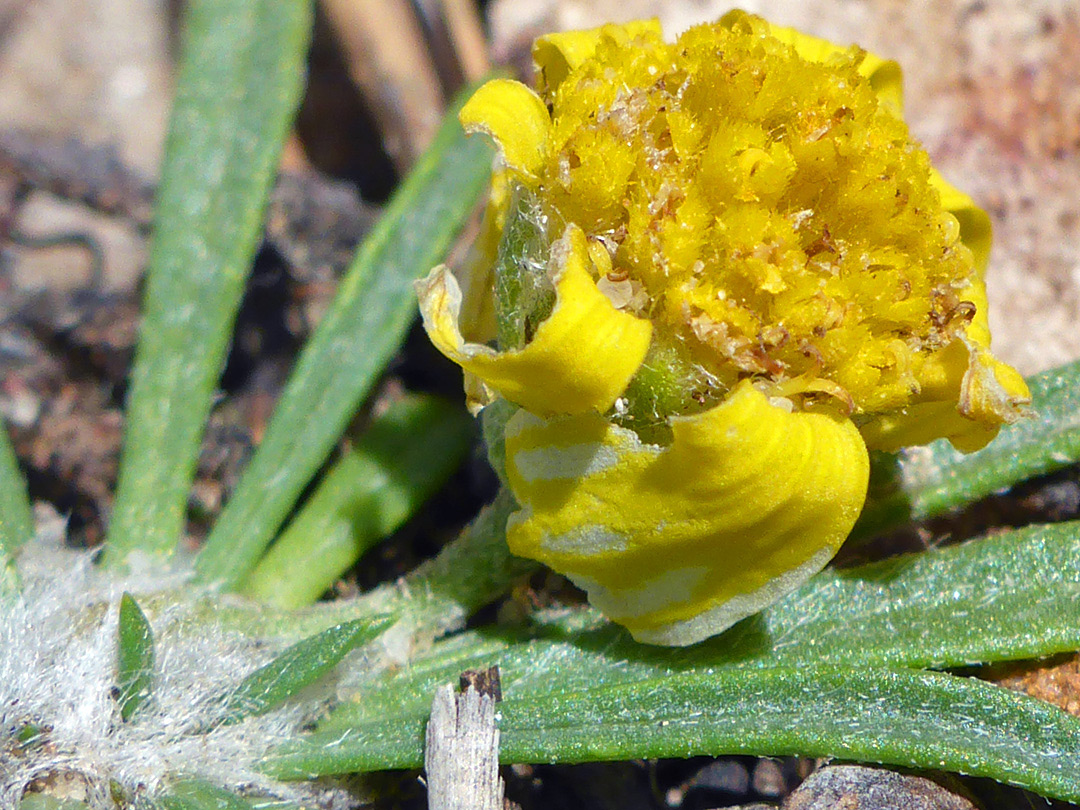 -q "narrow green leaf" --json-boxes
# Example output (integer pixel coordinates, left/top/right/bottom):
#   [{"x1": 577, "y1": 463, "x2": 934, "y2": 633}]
[
  {"x1": 215, "y1": 616, "x2": 392, "y2": 725},
  {"x1": 104, "y1": 0, "x2": 314, "y2": 566},
  {"x1": 154, "y1": 779, "x2": 257, "y2": 810},
  {"x1": 0, "y1": 419, "x2": 33, "y2": 585},
  {"x1": 324, "y1": 520, "x2": 1080, "y2": 730},
  {"x1": 264, "y1": 665, "x2": 1080, "y2": 805},
  {"x1": 756, "y1": 520, "x2": 1080, "y2": 668},
  {"x1": 497, "y1": 667, "x2": 1080, "y2": 796},
  {"x1": 322, "y1": 629, "x2": 514, "y2": 727},
  {"x1": 116, "y1": 593, "x2": 155, "y2": 721},
  {"x1": 857, "y1": 359, "x2": 1080, "y2": 538},
  {"x1": 240, "y1": 395, "x2": 473, "y2": 608},
  {"x1": 192, "y1": 88, "x2": 495, "y2": 590}
]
